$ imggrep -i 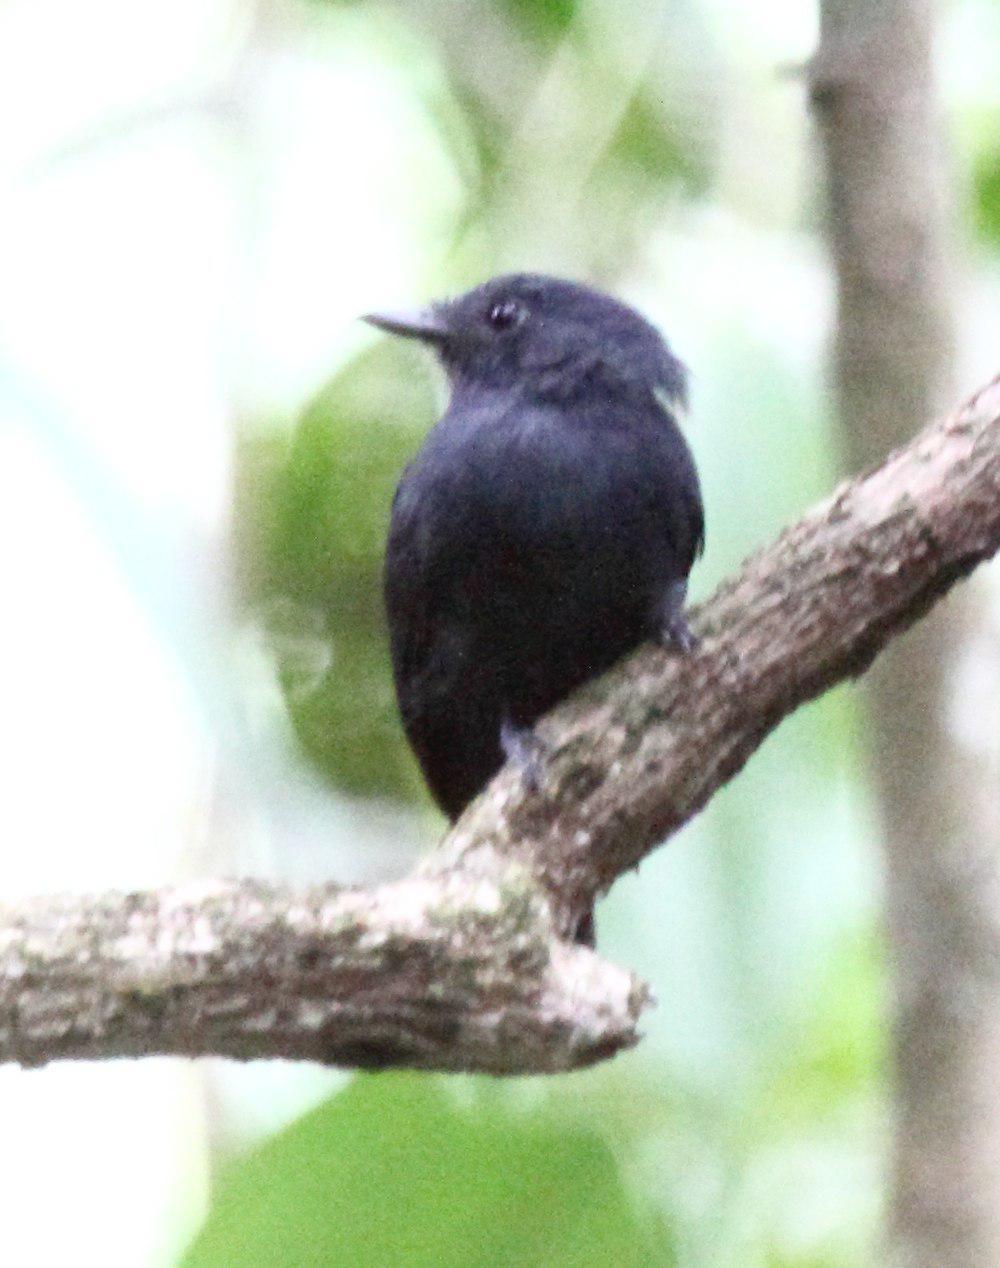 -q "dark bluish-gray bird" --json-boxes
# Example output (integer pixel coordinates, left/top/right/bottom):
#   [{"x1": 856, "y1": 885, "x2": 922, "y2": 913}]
[{"x1": 365, "y1": 274, "x2": 703, "y2": 821}]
